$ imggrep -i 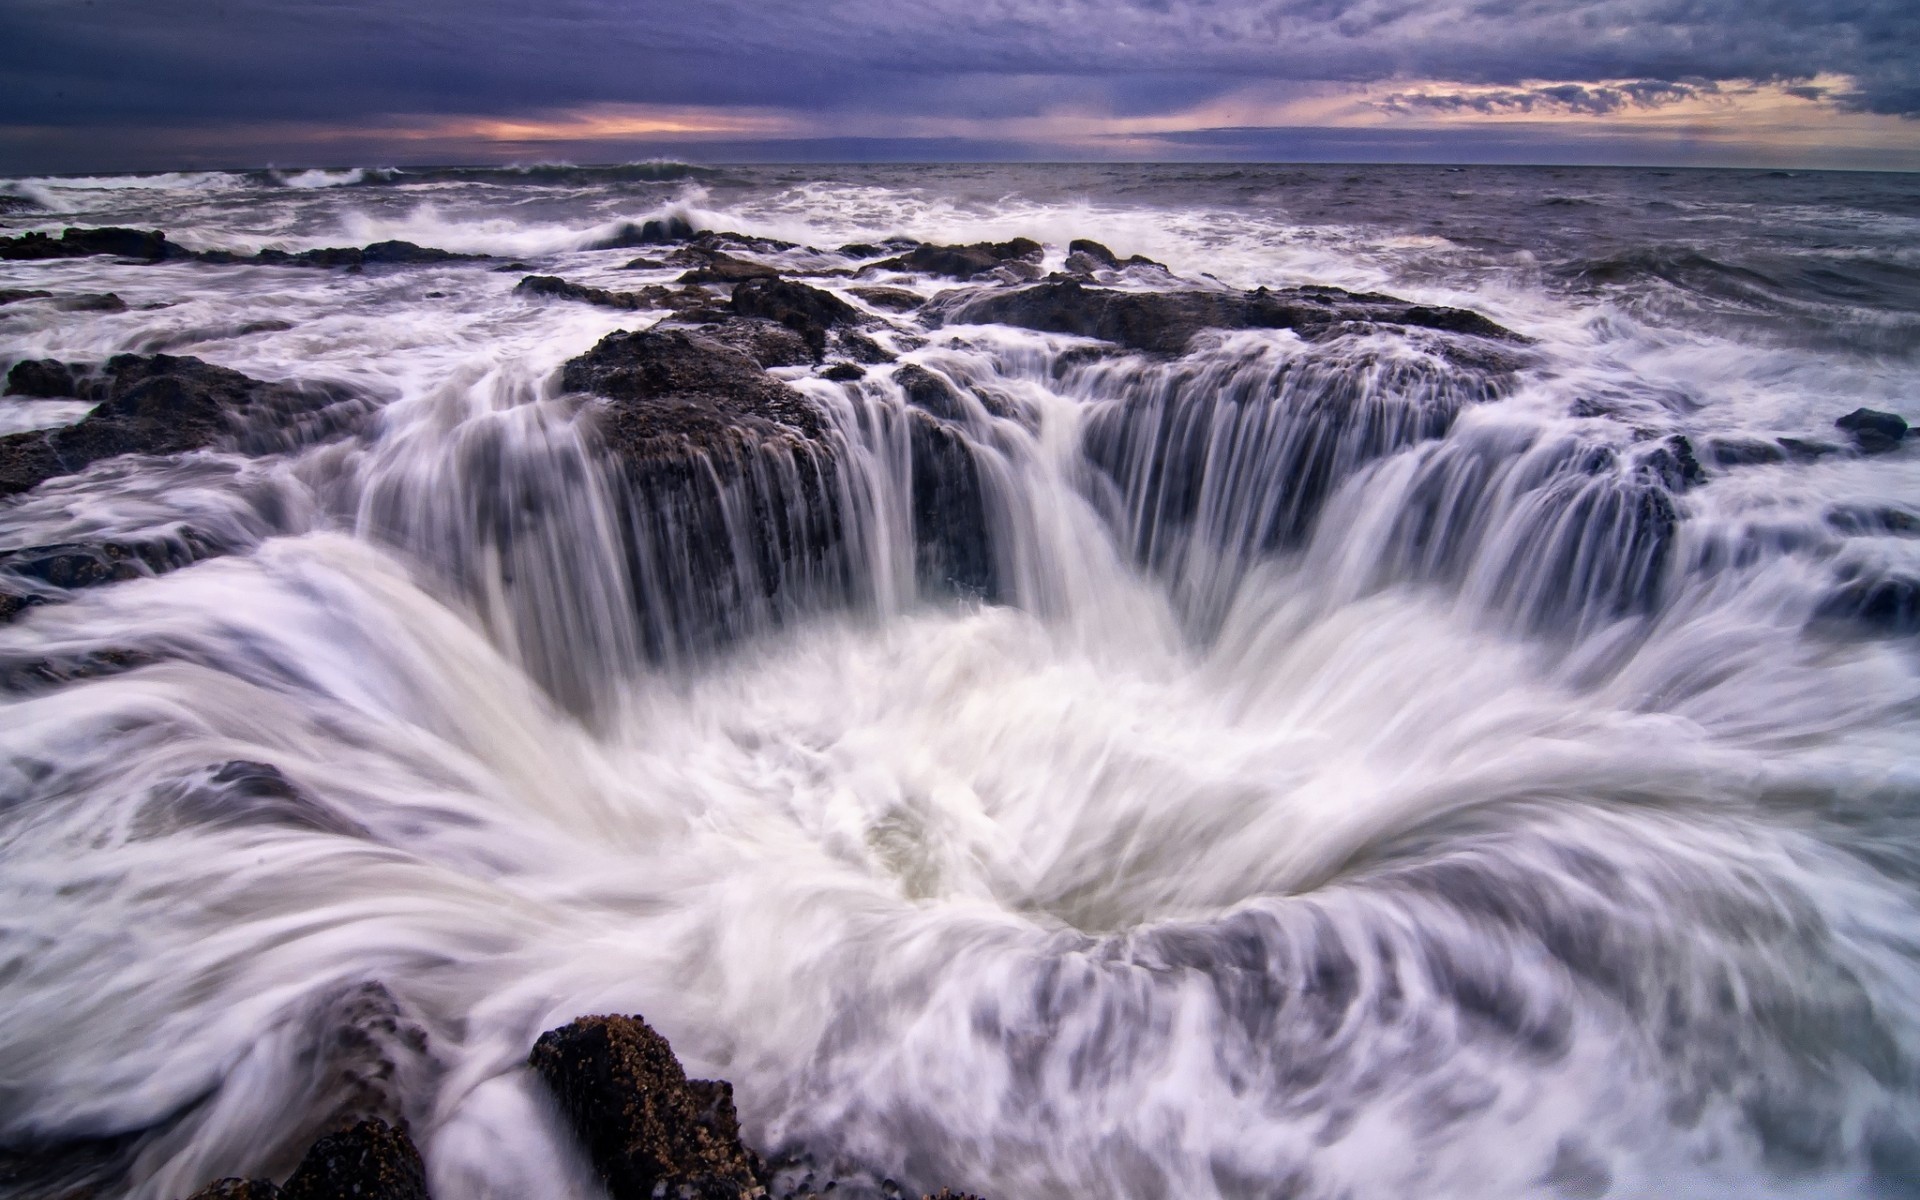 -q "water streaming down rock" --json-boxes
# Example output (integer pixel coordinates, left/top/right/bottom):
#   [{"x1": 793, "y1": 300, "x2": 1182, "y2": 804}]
[{"x1": 0, "y1": 164, "x2": 1918, "y2": 1200}]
